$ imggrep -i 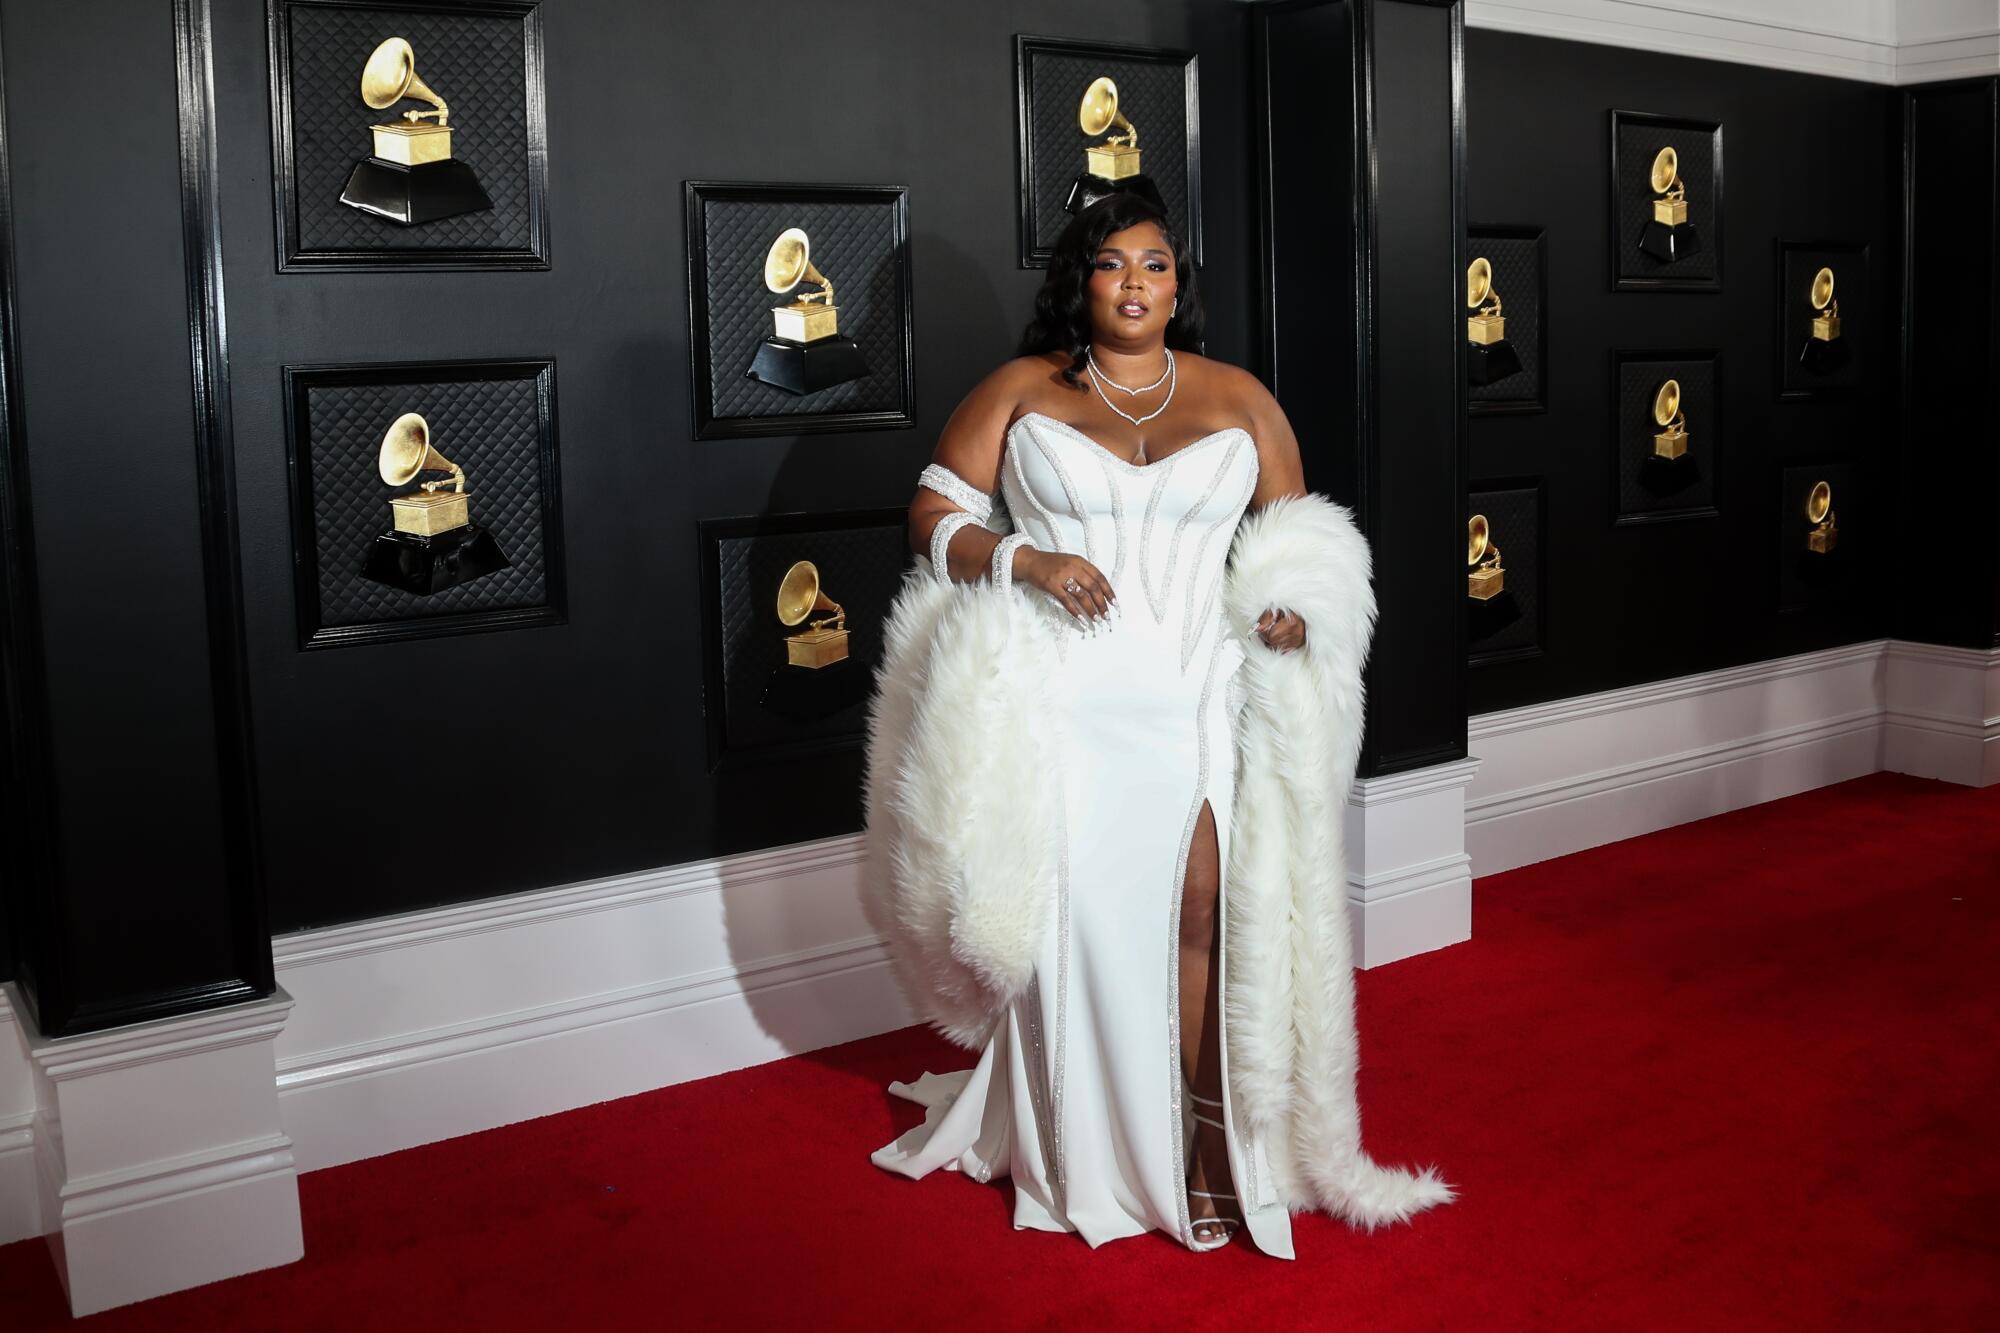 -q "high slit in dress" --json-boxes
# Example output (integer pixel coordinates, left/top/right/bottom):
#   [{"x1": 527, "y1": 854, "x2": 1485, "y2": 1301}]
[{"x1": 870, "y1": 411, "x2": 1295, "y2": 1259}]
